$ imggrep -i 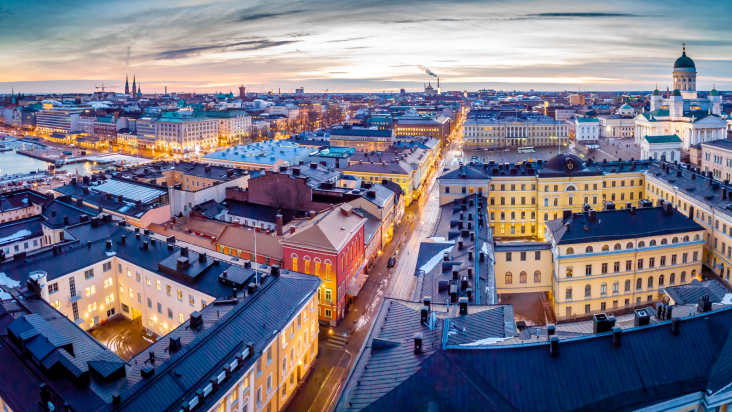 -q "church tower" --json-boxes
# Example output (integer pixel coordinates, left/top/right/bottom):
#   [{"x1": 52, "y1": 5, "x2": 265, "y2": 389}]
[
  {"x1": 125, "y1": 75, "x2": 129, "y2": 95},
  {"x1": 132, "y1": 75, "x2": 137, "y2": 96},
  {"x1": 672, "y1": 44, "x2": 697, "y2": 99},
  {"x1": 137, "y1": 80, "x2": 142, "y2": 97},
  {"x1": 650, "y1": 86, "x2": 662, "y2": 111}
]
